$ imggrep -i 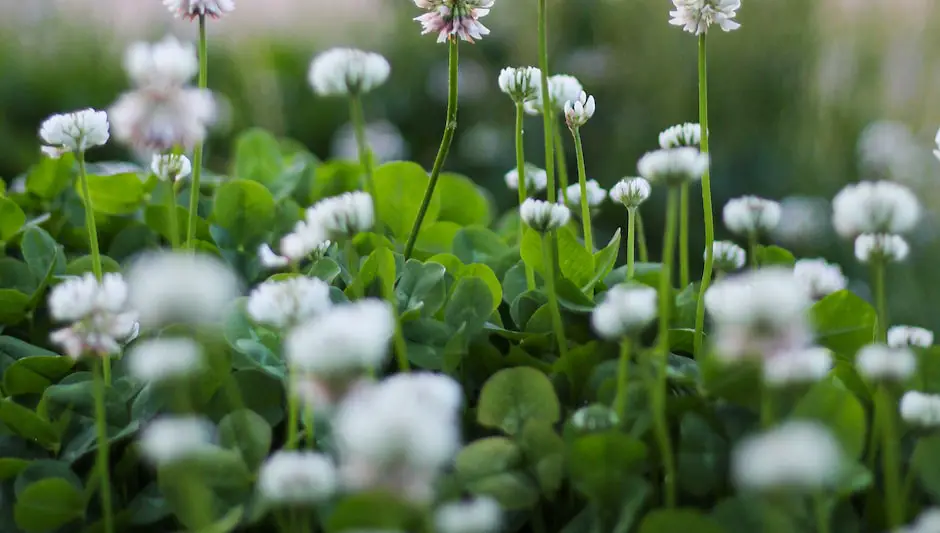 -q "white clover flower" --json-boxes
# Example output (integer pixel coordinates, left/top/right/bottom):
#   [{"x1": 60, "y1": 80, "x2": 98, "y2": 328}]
[
  {"x1": 637, "y1": 147, "x2": 709, "y2": 187},
  {"x1": 39, "y1": 109, "x2": 110, "y2": 158},
  {"x1": 504, "y1": 164, "x2": 548, "y2": 193},
  {"x1": 705, "y1": 267, "x2": 812, "y2": 361},
  {"x1": 307, "y1": 192, "x2": 374, "y2": 240},
  {"x1": 731, "y1": 421, "x2": 843, "y2": 491},
  {"x1": 498, "y1": 66, "x2": 541, "y2": 104},
  {"x1": 888, "y1": 326, "x2": 934, "y2": 348},
  {"x1": 898, "y1": 508, "x2": 940, "y2": 533},
  {"x1": 832, "y1": 181, "x2": 920, "y2": 238},
  {"x1": 710, "y1": 241, "x2": 745, "y2": 272},
  {"x1": 525, "y1": 74, "x2": 583, "y2": 115},
  {"x1": 609, "y1": 177, "x2": 651, "y2": 209},
  {"x1": 413, "y1": 0, "x2": 495, "y2": 43},
  {"x1": 520, "y1": 199, "x2": 570, "y2": 233},
  {"x1": 934, "y1": 127, "x2": 940, "y2": 162},
  {"x1": 48, "y1": 273, "x2": 138, "y2": 359},
  {"x1": 562, "y1": 180, "x2": 606, "y2": 210},
  {"x1": 659, "y1": 123, "x2": 702, "y2": 148},
  {"x1": 126, "y1": 252, "x2": 241, "y2": 329},
  {"x1": 164, "y1": 0, "x2": 235, "y2": 19},
  {"x1": 771, "y1": 196, "x2": 830, "y2": 248},
  {"x1": 563, "y1": 91, "x2": 595, "y2": 129},
  {"x1": 258, "y1": 451, "x2": 337, "y2": 504},
  {"x1": 124, "y1": 37, "x2": 198, "y2": 91},
  {"x1": 854, "y1": 234, "x2": 909, "y2": 263},
  {"x1": 127, "y1": 337, "x2": 203, "y2": 383},
  {"x1": 900, "y1": 392, "x2": 940, "y2": 428},
  {"x1": 434, "y1": 497, "x2": 502, "y2": 533},
  {"x1": 247, "y1": 276, "x2": 332, "y2": 330},
  {"x1": 308, "y1": 48, "x2": 391, "y2": 97},
  {"x1": 855, "y1": 343, "x2": 916, "y2": 381},
  {"x1": 286, "y1": 299, "x2": 395, "y2": 375},
  {"x1": 381, "y1": 372, "x2": 464, "y2": 415},
  {"x1": 258, "y1": 244, "x2": 290, "y2": 269},
  {"x1": 591, "y1": 285, "x2": 658, "y2": 340},
  {"x1": 261, "y1": 222, "x2": 332, "y2": 269},
  {"x1": 669, "y1": 0, "x2": 741, "y2": 35},
  {"x1": 332, "y1": 121, "x2": 407, "y2": 164},
  {"x1": 151, "y1": 154, "x2": 192, "y2": 182},
  {"x1": 139, "y1": 416, "x2": 215, "y2": 466},
  {"x1": 722, "y1": 196, "x2": 781, "y2": 236},
  {"x1": 857, "y1": 121, "x2": 924, "y2": 183},
  {"x1": 763, "y1": 347, "x2": 833, "y2": 387},
  {"x1": 792, "y1": 258, "x2": 846, "y2": 300}
]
